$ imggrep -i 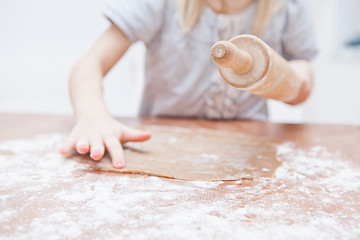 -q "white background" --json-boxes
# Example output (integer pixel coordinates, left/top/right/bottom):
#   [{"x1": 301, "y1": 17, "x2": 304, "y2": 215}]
[{"x1": 1, "y1": 0, "x2": 359, "y2": 124}]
